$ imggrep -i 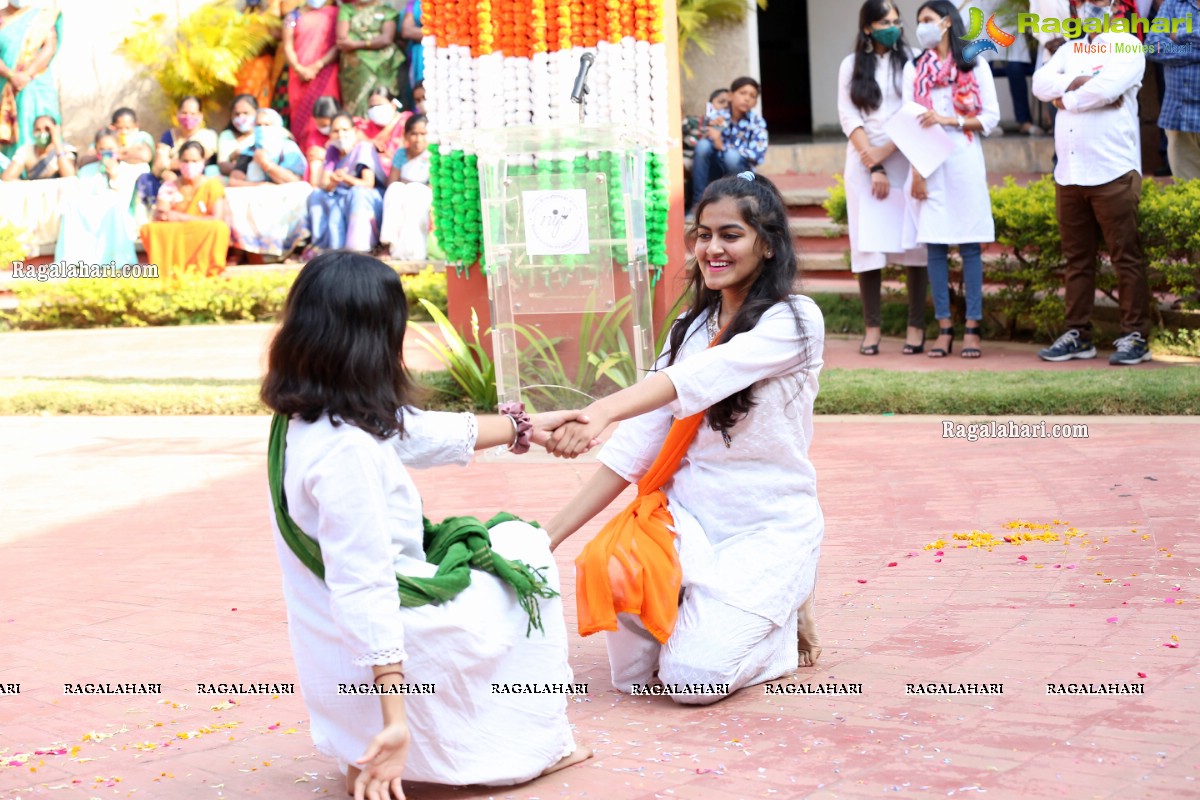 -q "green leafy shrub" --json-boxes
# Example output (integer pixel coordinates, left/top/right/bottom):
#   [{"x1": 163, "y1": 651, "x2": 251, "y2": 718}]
[
  {"x1": 822, "y1": 173, "x2": 847, "y2": 226},
  {"x1": 1140, "y1": 178, "x2": 1200, "y2": 312},
  {"x1": 1, "y1": 222, "x2": 28, "y2": 264},
  {"x1": 409, "y1": 300, "x2": 497, "y2": 411},
  {"x1": 1, "y1": 266, "x2": 450, "y2": 330}
]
